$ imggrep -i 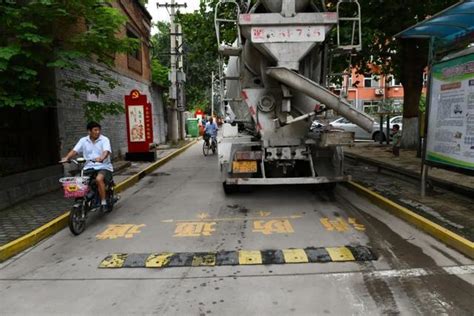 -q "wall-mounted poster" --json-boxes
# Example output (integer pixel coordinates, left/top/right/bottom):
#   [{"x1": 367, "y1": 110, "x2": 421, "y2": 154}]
[
  {"x1": 128, "y1": 105, "x2": 146, "y2": 142},
  {"x1": 426, "y1": 51, "x2": 474, "y2": 174}
]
